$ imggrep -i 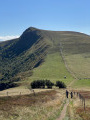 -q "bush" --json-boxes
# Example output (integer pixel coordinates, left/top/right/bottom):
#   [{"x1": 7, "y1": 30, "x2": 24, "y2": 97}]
[
  {"x1": 0, "y1": 82, "x2": 18, "y2": 91},
  {"x1": 30, "y1": 80, "x2": 54, "y2": 89},
  {"x1": 30, "y1": 80, "x2": 66, "y2": 89},
  {"x1": 31, "y1": 80, "x2": 45, "y2": 89},
  {"x1": 45, "y1": 80, "x2": 54, "y2": 89},
  {"x1": 56, "y1": 81, "x2": 66, "y2": 88}
]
